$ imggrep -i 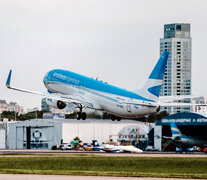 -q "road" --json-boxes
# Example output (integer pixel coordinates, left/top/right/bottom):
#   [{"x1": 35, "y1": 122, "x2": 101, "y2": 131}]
[{"x1": 0, "y1": 149, "x2": 207, "y2": 157}]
